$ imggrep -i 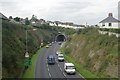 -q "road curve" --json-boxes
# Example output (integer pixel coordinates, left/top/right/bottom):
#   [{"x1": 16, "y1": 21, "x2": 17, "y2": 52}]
[{"x1": 35, "y1": 42, "x2": 85, "y2": 79}]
